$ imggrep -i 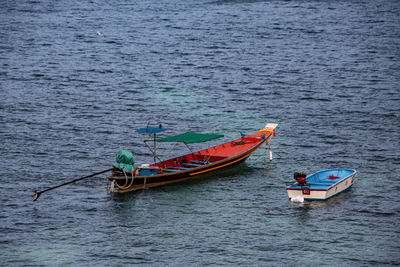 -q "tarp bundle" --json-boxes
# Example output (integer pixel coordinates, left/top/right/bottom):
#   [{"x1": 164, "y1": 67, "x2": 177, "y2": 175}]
[{"x1": 114, "y1": 150, "x2": 135, "y2": 172}]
